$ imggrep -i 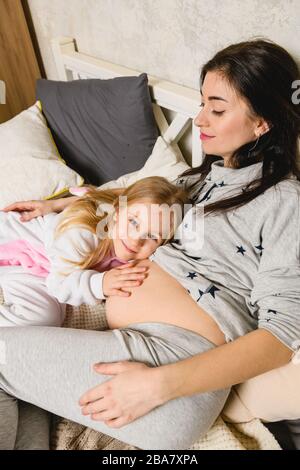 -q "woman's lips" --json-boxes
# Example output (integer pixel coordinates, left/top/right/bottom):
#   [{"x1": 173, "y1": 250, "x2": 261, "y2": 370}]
[
  {"x1": 121, "y1": 240, "x2": 137, "y2": 254},
  {"x1": 200, "y1": 132, "x2": 215, "y2": 141}
]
